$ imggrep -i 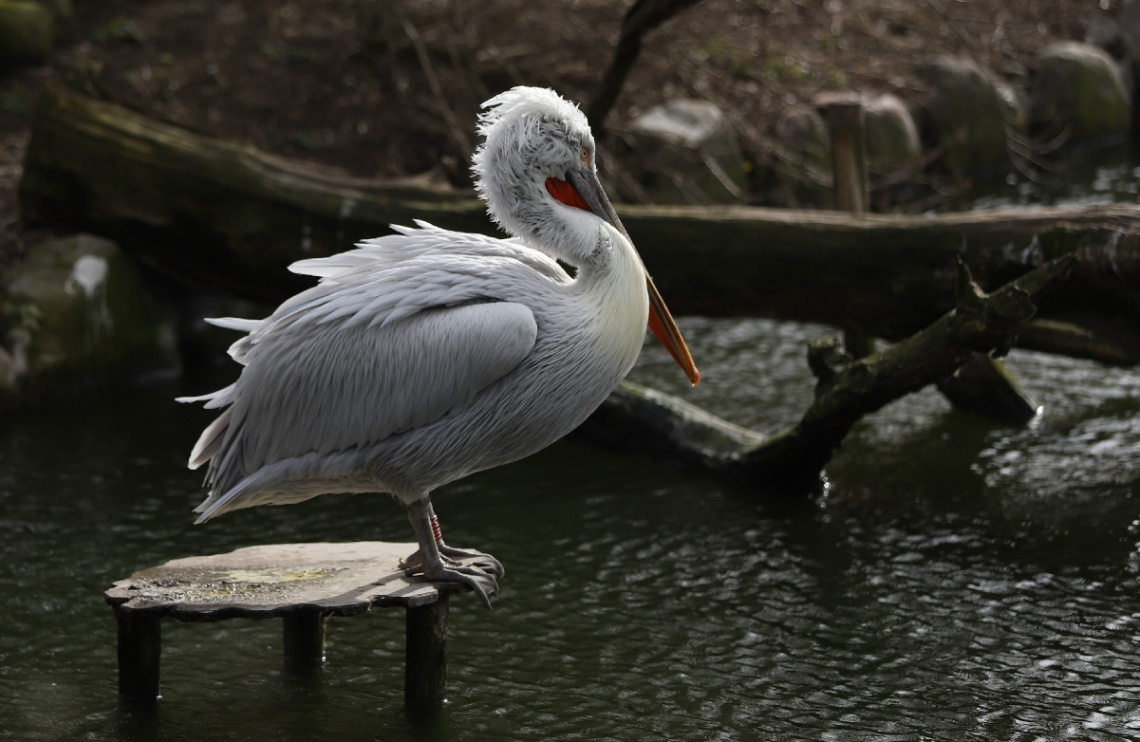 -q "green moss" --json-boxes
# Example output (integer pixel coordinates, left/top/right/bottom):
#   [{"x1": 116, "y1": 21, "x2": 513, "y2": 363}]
[
  {"x1": 90, "y1": 15, "x2": 145, "y2": 44},
  {"x1": 1031, "y1": 43, "x2": 1129, "y2": 144},
  {"x1": 0, "y1": 235, "x2": 177, "y2": 397},
  {"x1": 0, "y1": 0, "x2": 55, "y2": 67}
]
